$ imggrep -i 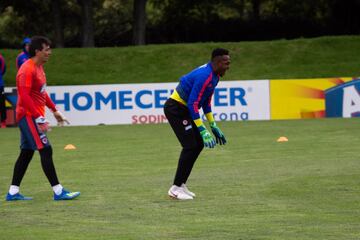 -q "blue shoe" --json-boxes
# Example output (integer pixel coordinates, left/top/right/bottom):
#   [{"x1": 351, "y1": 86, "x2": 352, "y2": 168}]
[
  {"x1": 54, "y1": 189, "x2": 80, "y2": 201},
  {"x1": 6, "y1": 193, "x2": 33, "y2": 201}
]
